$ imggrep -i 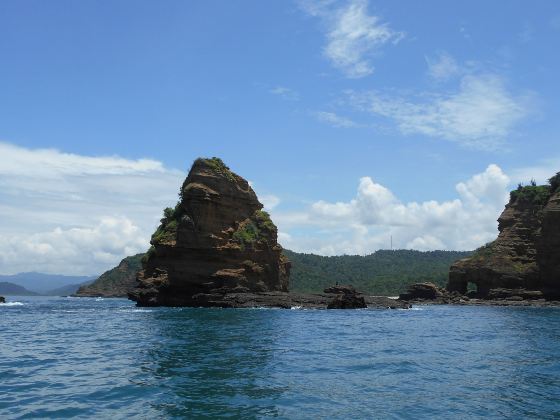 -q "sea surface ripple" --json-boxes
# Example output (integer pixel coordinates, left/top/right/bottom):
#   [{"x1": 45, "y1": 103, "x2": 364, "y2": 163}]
[{"x1": 1, "y1": 296, "x2": 559, "y2": 419}]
